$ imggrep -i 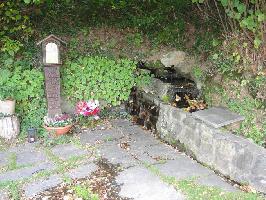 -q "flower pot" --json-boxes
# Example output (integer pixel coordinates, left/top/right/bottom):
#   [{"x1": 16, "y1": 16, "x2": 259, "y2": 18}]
[
  {"x1": 44, "y1": 124, "x2": 73, "y2": 136},
  {"x1": 0, "y1": 100, "x2": 15, "y2": 115}
]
